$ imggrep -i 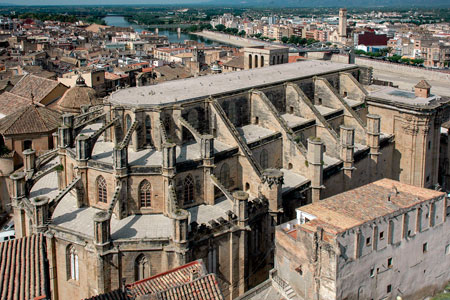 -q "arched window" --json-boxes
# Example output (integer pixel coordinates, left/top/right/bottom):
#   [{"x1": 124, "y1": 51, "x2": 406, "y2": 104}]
[
  {"x1": 261, "y1": 56, "x2": 264, "y2": 67},
  {"x1": 220, "y1": 163, "x2": 231, "y2": 188},
  {"x1": 96, "y1": 176, "x2": 107, "y2": 203},
  {"x1": 139, "y1": 180, "x2": 152, "y2": 208},
  {"x1": 145, "y1": 115, "x2": 152, "y2": 146},
  {"x1": 281, "y1": 55, "x2": 284, "y2": 63},
  {"x1": 248, "y1": 54, "x2": 252, "y2": 69},
  {"x1": 254, "y1": 55, "x2": 258, "y2": 68},
  {"x1": 125, "y1": 114, "x2": 132, "y2": 132},
  {"x1": 184, "y1": 174, "x2": 195, "y2": 204},
  {"x1": 260, "y1": 149, "x2": 269, "y2": 169},
  {"x1": 67, "y1": 245, "x2": 79, "y2": 281},
  {"x1": 272, "y1": 56, "x2": 276, "y2": 65},
  {"x1": 277, "y1": 56, "x2": 280, "y2": 64},
  {"x1": 135, "y1": 254, "x2": 149, "y2": 281}
]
